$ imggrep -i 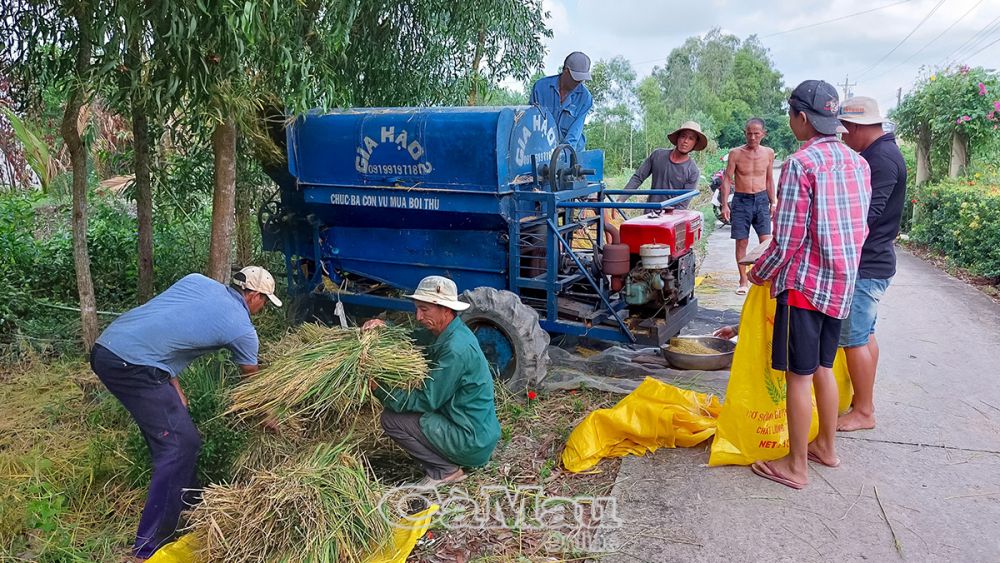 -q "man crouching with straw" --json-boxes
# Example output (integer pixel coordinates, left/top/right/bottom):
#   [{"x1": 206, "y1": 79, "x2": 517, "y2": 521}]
[{"x1": 363, "y1": 275, "x2": 501, "y2": 486}]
